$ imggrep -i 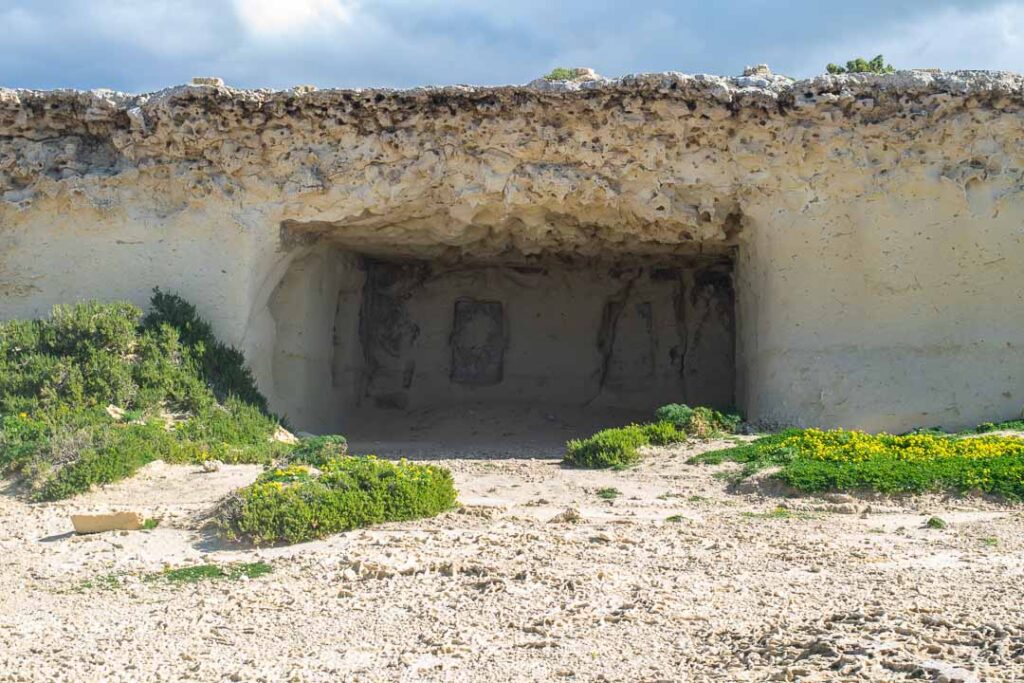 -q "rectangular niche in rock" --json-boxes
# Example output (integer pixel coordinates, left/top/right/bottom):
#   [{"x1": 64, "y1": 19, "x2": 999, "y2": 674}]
[
  {"x1": 450, "y1": 298, "x2": 505, "y2": 385},
  {"x1": 603, "y1": 300, "x2": 655, "y2": 390}
]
